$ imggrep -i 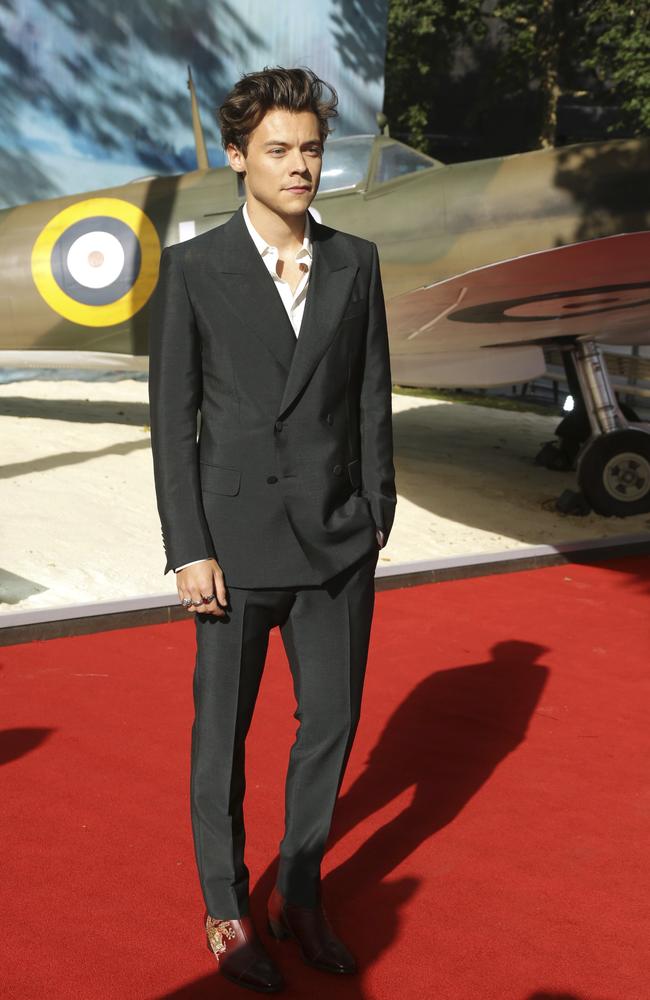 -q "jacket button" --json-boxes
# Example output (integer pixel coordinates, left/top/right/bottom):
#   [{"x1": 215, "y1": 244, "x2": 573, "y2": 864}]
[
  {"x1": 333, "y1": 464, "x2": 343, "y2": 475},
  {"x1": 267, "y1": 475, "x2": 278, "y2": 484},
  {"x1": 326, "y1": 413, "x2": 333, "y2": 425},
  {"x1": 275, "y1": 420, "x2": 283, "y2": 431}
]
